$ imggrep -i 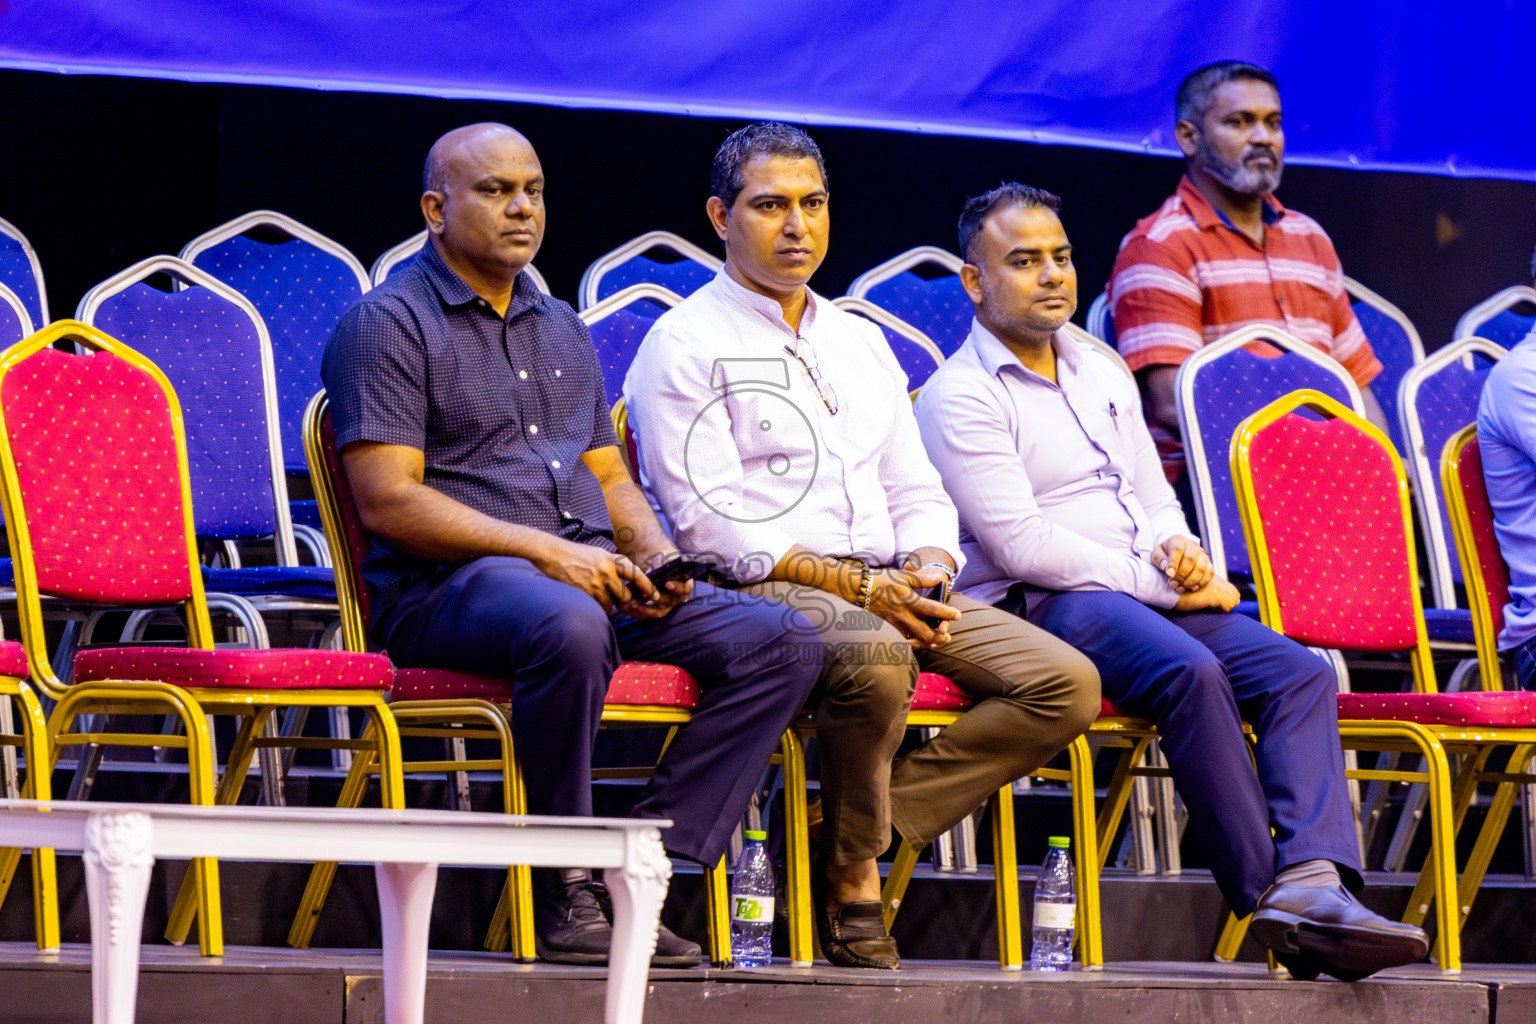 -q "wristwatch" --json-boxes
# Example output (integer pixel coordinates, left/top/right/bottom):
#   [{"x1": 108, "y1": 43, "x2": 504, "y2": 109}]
[{"x1": 921, "y1": 561, "x2": 958, "y2": 583}]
